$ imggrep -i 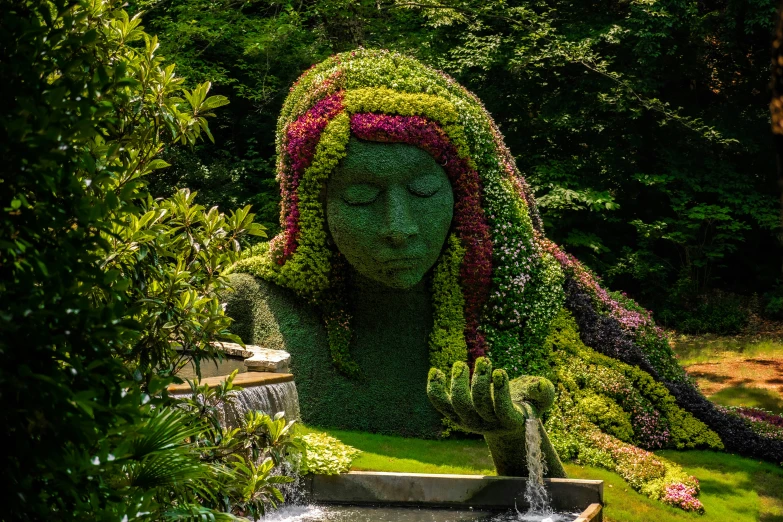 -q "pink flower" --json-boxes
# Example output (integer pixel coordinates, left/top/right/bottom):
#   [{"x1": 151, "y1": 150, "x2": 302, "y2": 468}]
[{"x1": 663, "y1": 483, "x2": 704, "y2": 513}]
